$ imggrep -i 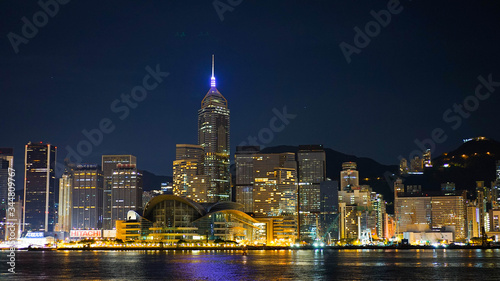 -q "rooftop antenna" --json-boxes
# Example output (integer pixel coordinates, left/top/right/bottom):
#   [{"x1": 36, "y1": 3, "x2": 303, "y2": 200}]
[{"x1": 211, "y1": 54, "x2": 216, "y2": 88}]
